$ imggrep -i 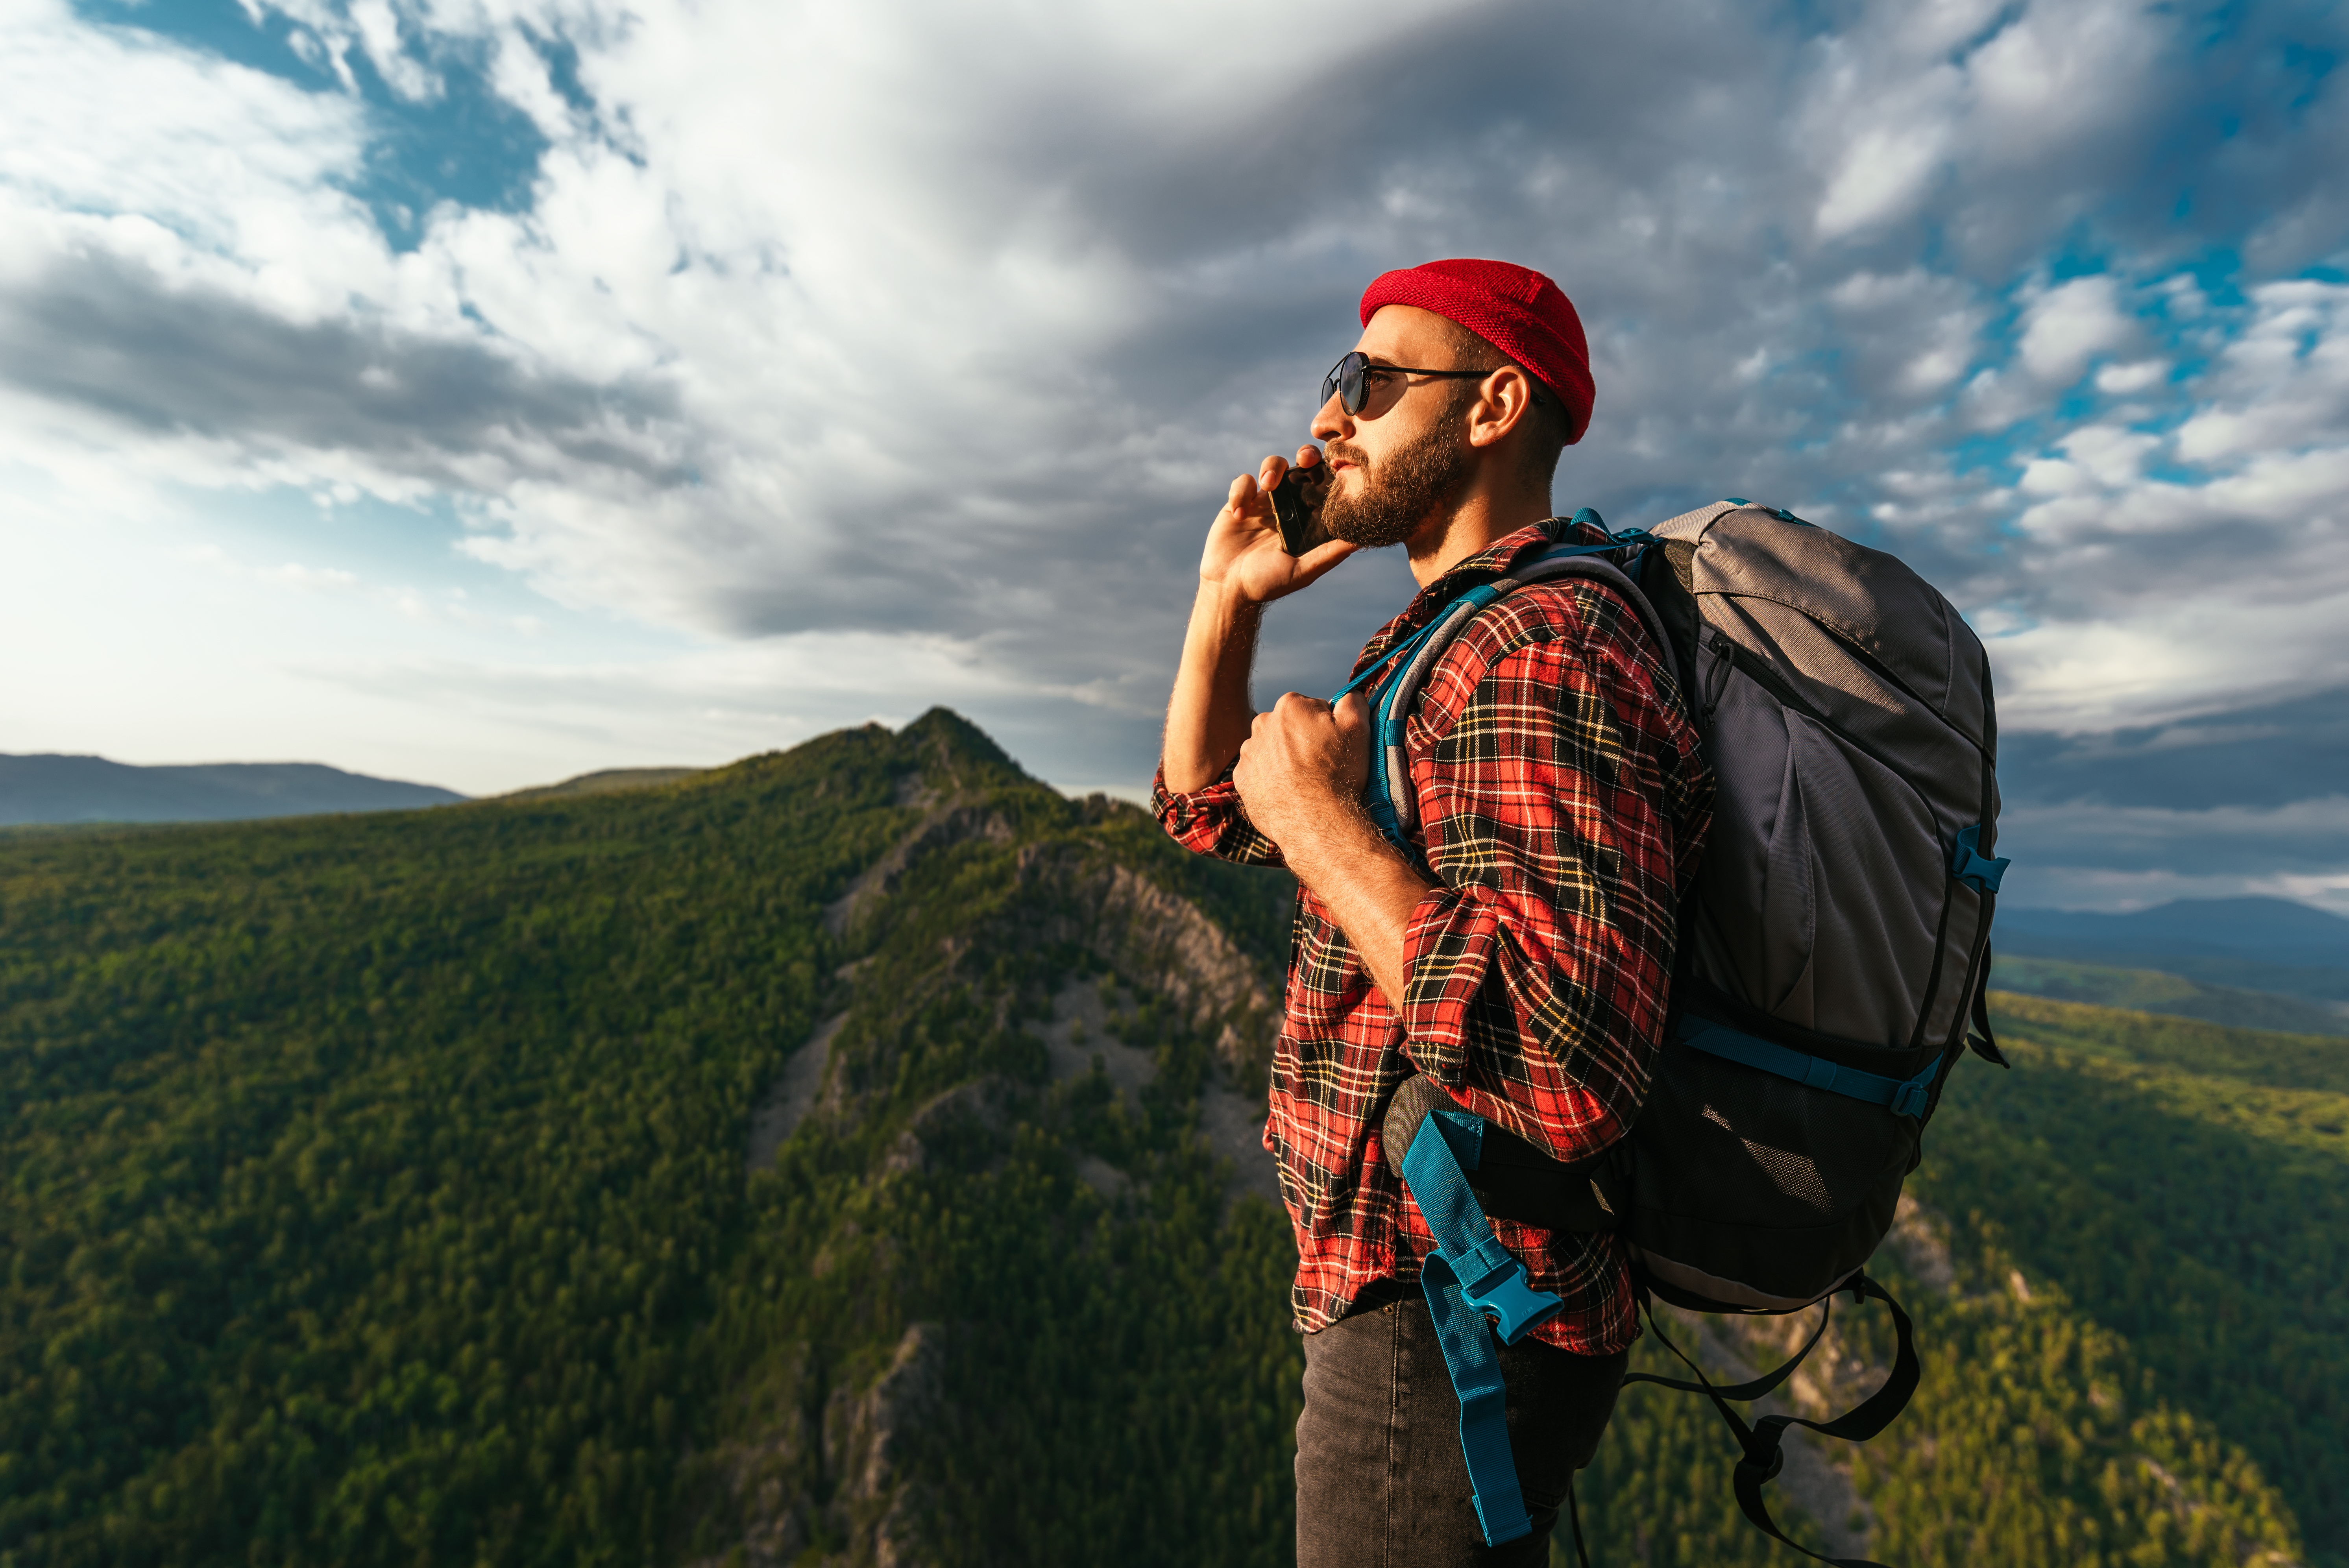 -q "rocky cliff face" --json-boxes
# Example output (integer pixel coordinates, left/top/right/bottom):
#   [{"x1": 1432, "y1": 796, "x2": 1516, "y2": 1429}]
[
  {"x1": 684, "y1": 1326, "x2": 946, "y2": 1568},
  {"x1": 1015, "y1": 839, "x2": 1285, "y2": 1089}
]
